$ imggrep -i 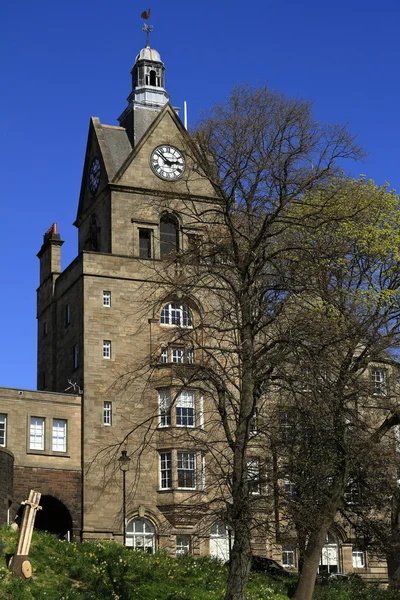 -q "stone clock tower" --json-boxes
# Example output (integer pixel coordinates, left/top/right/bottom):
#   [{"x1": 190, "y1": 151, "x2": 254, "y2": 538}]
[{"x1": 36, "y1": 34, "x2": 221, "y2": 555}]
